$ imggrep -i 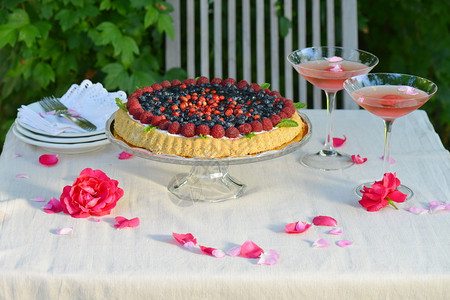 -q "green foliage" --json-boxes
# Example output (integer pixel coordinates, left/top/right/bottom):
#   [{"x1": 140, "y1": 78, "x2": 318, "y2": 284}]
[
  {"x1": 0, "y1": 0, "x2": 186, "y2": 149},
  {"x1": 358, "y1": 0, "x2": 450, "y2": 149}
]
